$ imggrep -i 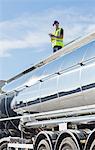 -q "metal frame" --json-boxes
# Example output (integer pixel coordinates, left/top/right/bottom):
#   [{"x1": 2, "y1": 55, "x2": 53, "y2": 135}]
[
  {"x1": 0, "y1": 104, "x2": 95, "y2": 123},
  {"x1": 8, "y1": 143, "x2": 33, "y2": 150}
]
